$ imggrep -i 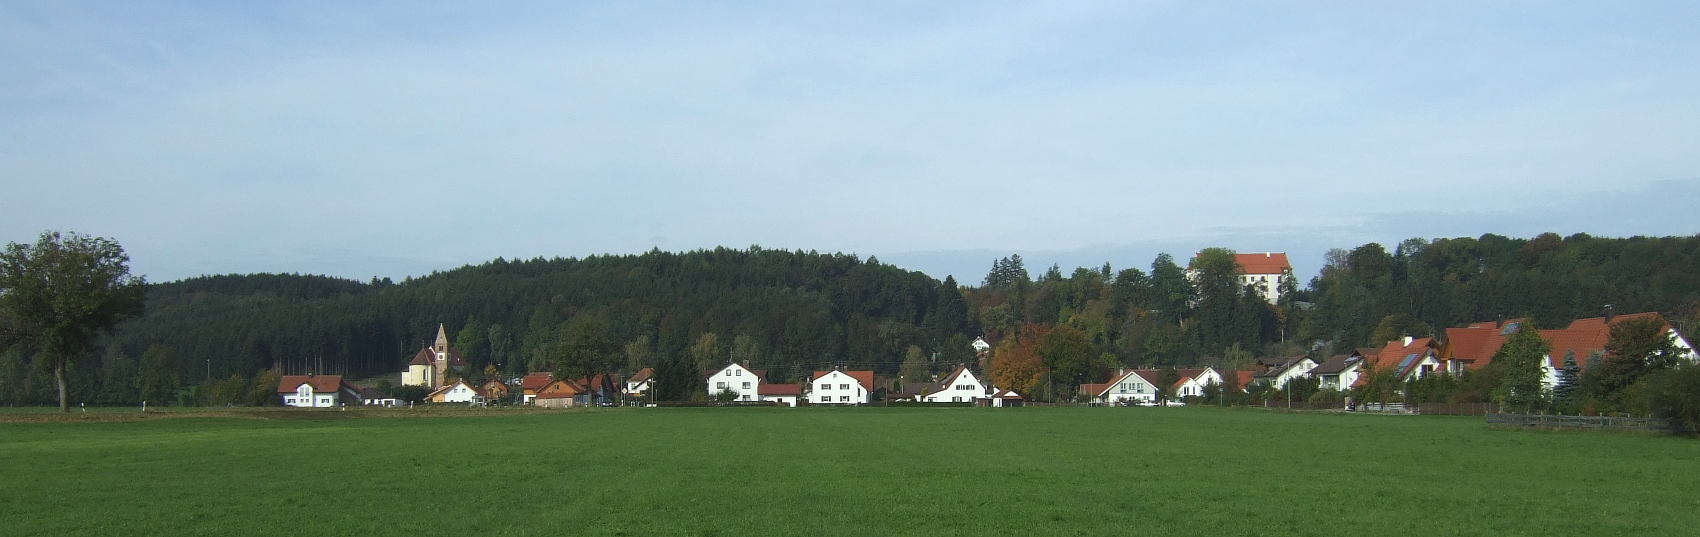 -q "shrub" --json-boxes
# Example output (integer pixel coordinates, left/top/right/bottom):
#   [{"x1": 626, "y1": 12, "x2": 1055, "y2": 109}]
[{"x1": 1646, "y1": 364, "x2": 1700, "y2": 433}]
